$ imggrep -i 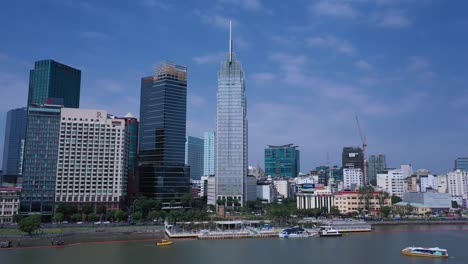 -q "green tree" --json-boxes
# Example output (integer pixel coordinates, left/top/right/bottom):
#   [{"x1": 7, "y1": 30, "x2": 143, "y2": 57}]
[
  {"x1": 452, "y1": 201, "x2": 459, "y2": 208},
  {"x1": 135, "y1": 197, "x2": 159, "y2": 218},
  {"x1": 96, "y1": 204, "x2": 107, "y2": 221},
  {"x1": 132, "y1": 211, "x2": 143, "y2": 221},
  {"x1": 53, "y1": 212, "x2": 64, "y2": 223},
  {"x1": 107, "y1": 210, "x2": 117, "y2": 221},
  {"x1": 81, "y1": 203, "x2": 94, "y2": 215},
  {"x1": 18, "y1": 215, "x2": 41, "y2": 235},
  {"x1": 391, "y1": 195, "x2": 402, "y2": 205},
  {"x1": 55, "y1": 204, "x2": 78, "y2": 220},
  {"x1": 87, "y1": 213, "x2": 98, "y2": 222},
  {"x1": 169, "y1": 200, "x2": 177, "y2": 208},
  {"x1": 13, "y1": 214, "x2": 24, "y2": 223},
  {"x1": 70, "y1": 213, "x2": 81, "y2": 222},
  {"x1": 115, "y1": 210, "x2": 126, "y2": 222},
  {"x1": 405, "y1": 203, "x2": 414, "y2": 215},
  {"x1": 181, "y1": 193, "x2": 193, "y2": 208},
  {"x1": 148, "y1": 210, "x2": 159, "y2": 221},
  {"x1": 330, "y1": 206, "x2": 341, "y2": 216},
  {"x1": 380, "y1": 206, "x2": 392, "y2": 218}
]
